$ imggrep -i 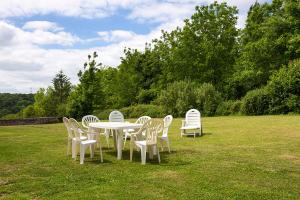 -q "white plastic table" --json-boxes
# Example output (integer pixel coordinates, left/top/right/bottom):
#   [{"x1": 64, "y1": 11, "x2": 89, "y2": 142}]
[{"x1": 88, "y1": 122, "x2": 143, "y2": 160}]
